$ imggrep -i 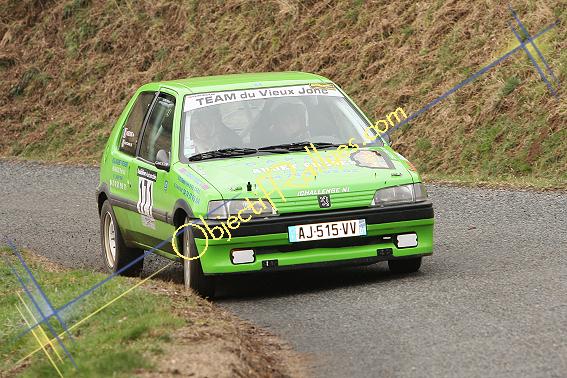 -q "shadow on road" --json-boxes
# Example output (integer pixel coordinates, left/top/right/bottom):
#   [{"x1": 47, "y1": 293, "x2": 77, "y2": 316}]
[
  {"x1": 141, "y1": 257, "x2": 438, "y2": 301},
  {"x1": 214, "y1": 263, "x2": 420, "y2": 300}
]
